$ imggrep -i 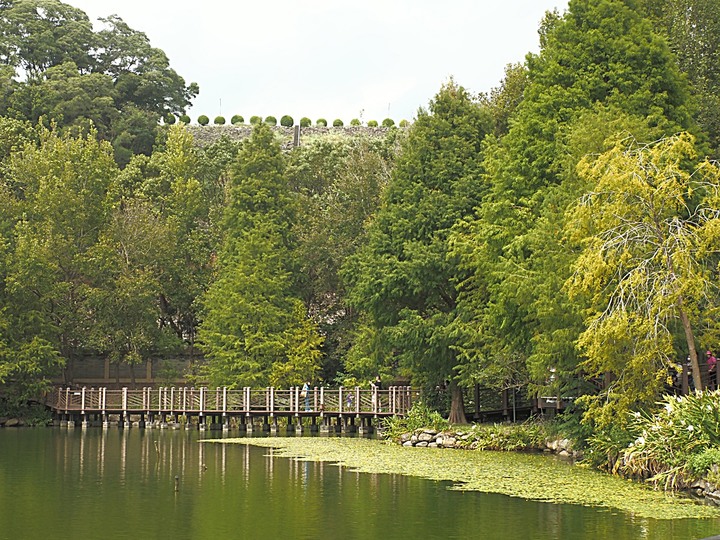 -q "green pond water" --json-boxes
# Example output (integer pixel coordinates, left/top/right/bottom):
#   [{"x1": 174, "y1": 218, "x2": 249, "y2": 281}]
[{"x1": 0, "y1": 428, "x2": 719, "y2": 539}]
